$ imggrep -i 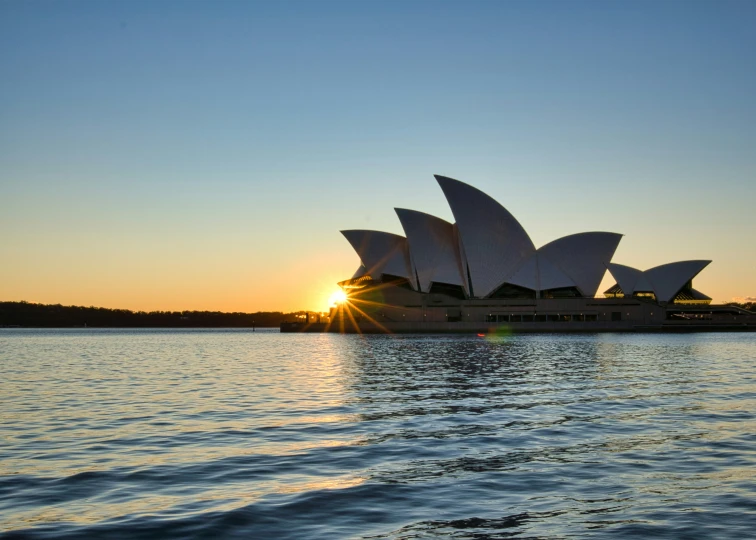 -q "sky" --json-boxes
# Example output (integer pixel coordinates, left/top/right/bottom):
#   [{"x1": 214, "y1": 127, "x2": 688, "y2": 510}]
[{"x1": 1, "y1": 0, "x2": 754, "y2": 312}]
